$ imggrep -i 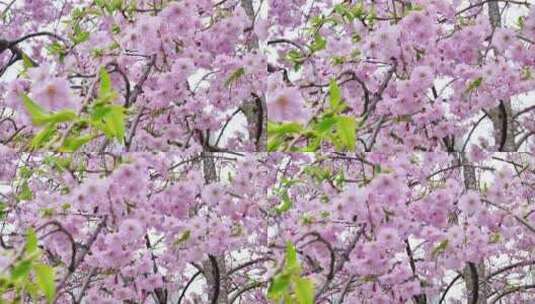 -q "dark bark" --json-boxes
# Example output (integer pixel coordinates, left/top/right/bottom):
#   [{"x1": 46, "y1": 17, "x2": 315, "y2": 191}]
[
  {"x1": 239, "y1": 0, "x2": 267, "y2": 151},
  {"x1": 461, "y1": 154, "x2": 488, "y2": 304},
  {"x1": 201, "y1": 152, "x2": 230, "y2": 304},
  {"x1": 486, "y1": 1, "x2": 516, "y2": 152}
]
